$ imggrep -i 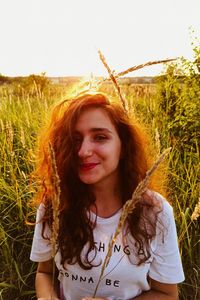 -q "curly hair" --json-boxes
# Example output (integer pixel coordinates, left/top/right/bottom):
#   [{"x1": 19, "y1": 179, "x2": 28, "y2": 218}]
[{"x1": 33, "y1": 92, "x2": 165, "y2": 269}]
